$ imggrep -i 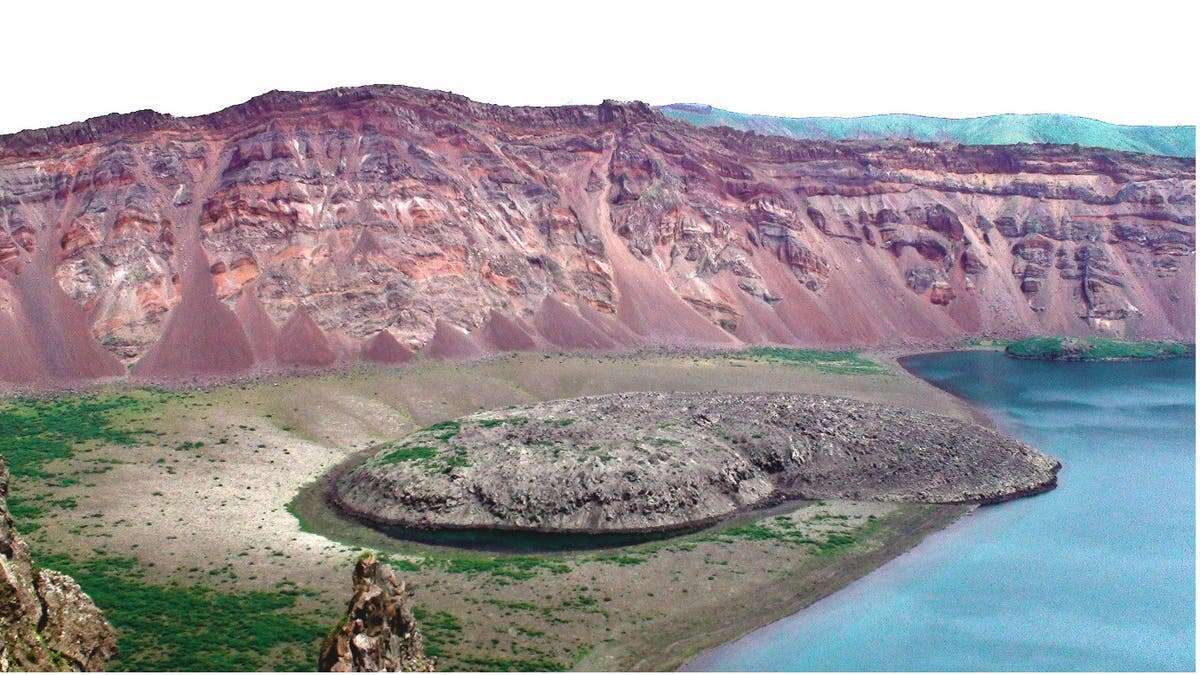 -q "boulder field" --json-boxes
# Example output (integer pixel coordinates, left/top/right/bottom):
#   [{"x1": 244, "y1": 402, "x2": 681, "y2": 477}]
[
  {"x1": 0, "y1": 85, "x2": 1193, "y2": 384},
  {"x1": 332, "y1": 392, "x2": 1060, "y2": 534}
]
